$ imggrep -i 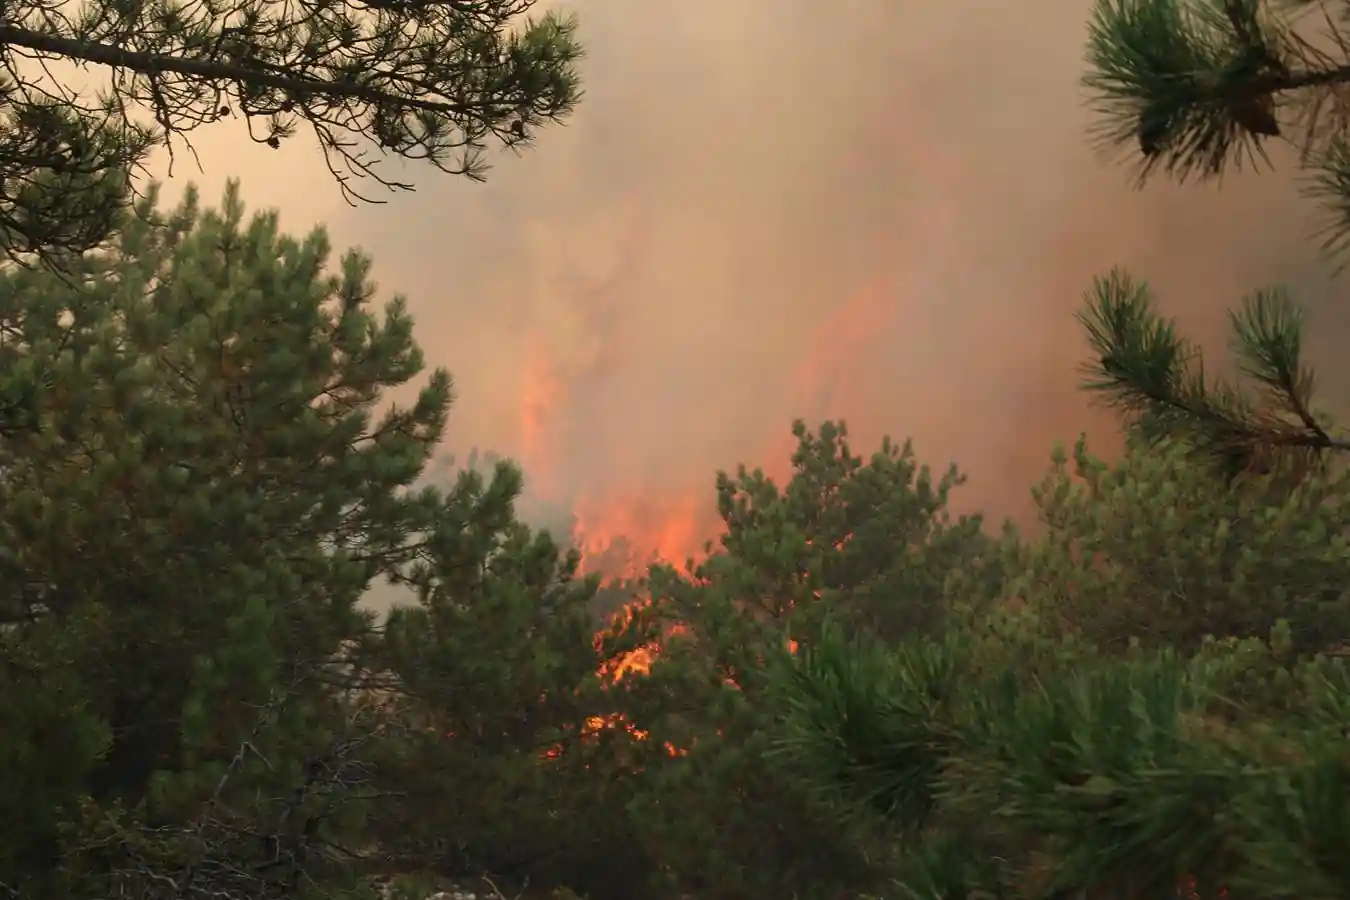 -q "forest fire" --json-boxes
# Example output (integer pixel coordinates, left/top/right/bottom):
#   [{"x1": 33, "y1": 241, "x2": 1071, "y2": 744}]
[
  {"x1": 573, "y1": 490, "x2": 711, "y2": 580},
  {"x1": 517, "y1": 330, "x2": 715, "y2": 583},
  {"x1": 538, "y1": 611, "x2": 691, "y2": 763},
  {"x1": 516, "y1": 273, "x2": 871, "y2": 766},
  {"x1": 536, "y1": 273, "x2": 902, "y2": 590}
]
